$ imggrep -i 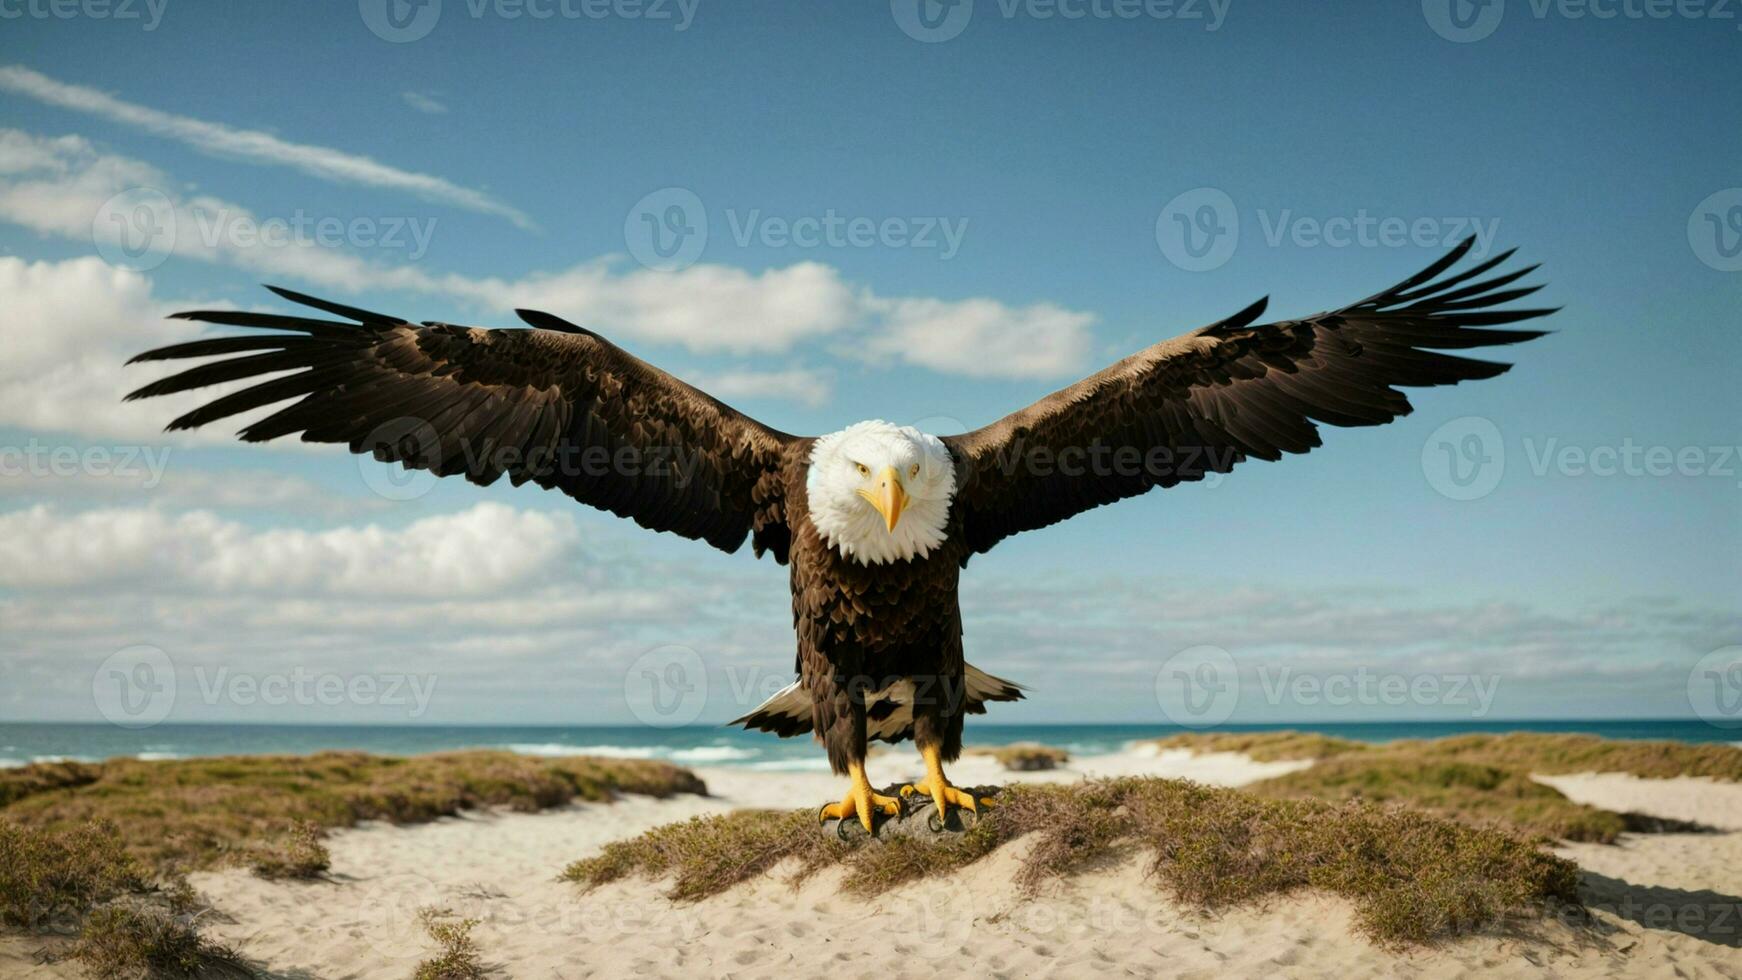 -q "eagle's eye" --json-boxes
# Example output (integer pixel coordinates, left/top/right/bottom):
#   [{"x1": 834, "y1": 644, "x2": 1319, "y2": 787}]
[
  {"x1": 855, "y1": 462, "x2": 869, "y2": 477},
  {"x1": 909, "y1": 463, "x2": 920, "y2": 478}
]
